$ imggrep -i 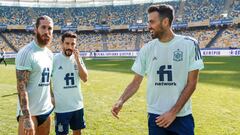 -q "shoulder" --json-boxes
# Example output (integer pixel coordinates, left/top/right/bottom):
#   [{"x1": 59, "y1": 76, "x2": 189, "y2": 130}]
[
  {"x1": 181, "y1": 35, "x2": 198, "y2": 46},
  {"x1": 45, "y1": 48, "x2": 53, "y2": 56},
  {"x1": 15, "y1": 42, "x2": 35, "y2": 66},
  {"x1": 41, "y1": 47, "x2": 53, "y2": 62},
  {"x1": 16, "y1": 42, "x2": 34, "y2": 59},
  {"x1": 146, "y1": 38, "x2": 158, "y2": 47},
  {"x1": 140, "y1": 39, "x2": 158, "y2": 52},
  {"x1": 53, "y1": 53, "x2": 61, "y2": 61}
]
